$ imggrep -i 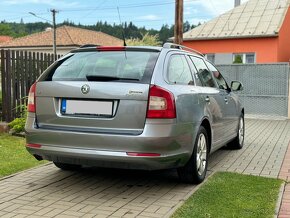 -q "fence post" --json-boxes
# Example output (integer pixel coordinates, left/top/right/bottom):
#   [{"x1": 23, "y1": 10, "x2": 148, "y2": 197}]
[
  {"x1": 0, "y1": 49, "x2": 5, "y2": 121},
  {"x1": 5, "y1": 50, "x2": 12, "y2": 122}
]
